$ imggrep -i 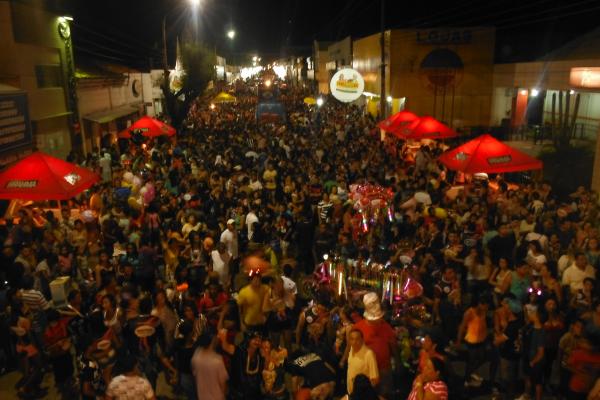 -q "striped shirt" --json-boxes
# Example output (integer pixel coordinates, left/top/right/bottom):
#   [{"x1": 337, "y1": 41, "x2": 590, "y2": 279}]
[
  {"x1": 407, "y1": 380, "x2": 448, "y2": 400},
  {"x1": 20, "y1": 289, "x2": 50, "y2": 311}
]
